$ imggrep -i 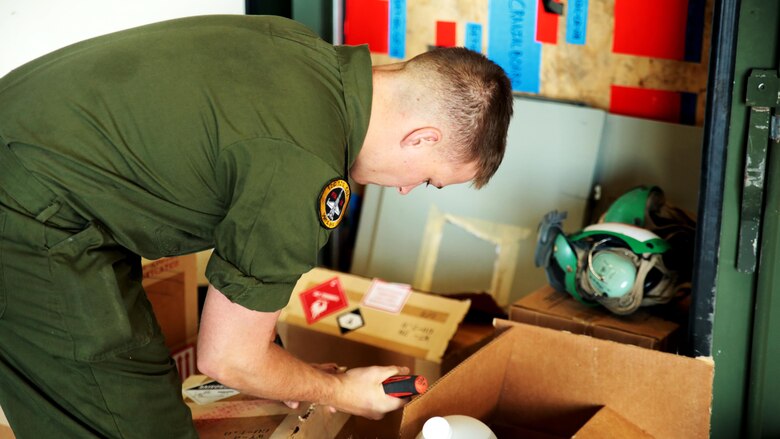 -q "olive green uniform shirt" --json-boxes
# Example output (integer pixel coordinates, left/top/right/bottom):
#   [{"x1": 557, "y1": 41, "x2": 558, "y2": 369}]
[{"x1": 0, "y1": 15, "x2": 372, "y2": 311}]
